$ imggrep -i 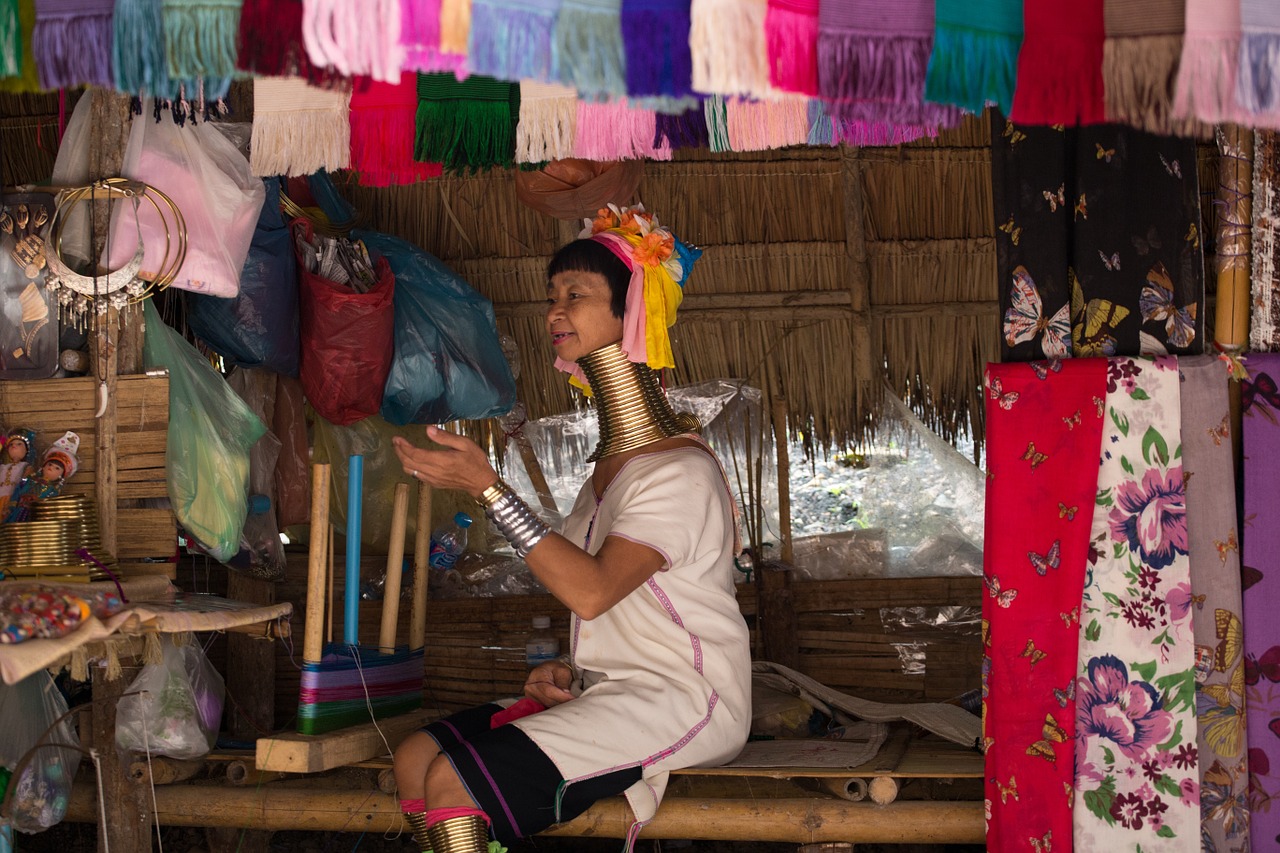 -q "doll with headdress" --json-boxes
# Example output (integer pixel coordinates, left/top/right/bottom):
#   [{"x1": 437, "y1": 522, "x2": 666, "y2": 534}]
[
  {"x1": 5, "y1": 431, "x2": 78, "y2": 523},
  {"x1": 0, "y1": 426, "x2": 36, "y2": 517}
]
